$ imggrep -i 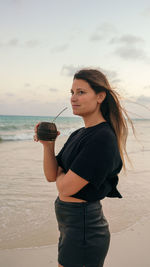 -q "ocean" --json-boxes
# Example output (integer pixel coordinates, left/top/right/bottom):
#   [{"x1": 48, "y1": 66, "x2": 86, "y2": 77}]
[
  {"x1": 0, "y1": 115, "x2": 150, "y2": 249},
  {"x1": 0, "y1": 115, "x2": 83, "y2": 141}
]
